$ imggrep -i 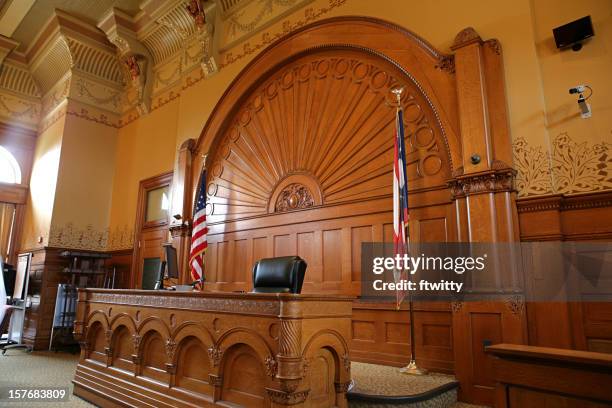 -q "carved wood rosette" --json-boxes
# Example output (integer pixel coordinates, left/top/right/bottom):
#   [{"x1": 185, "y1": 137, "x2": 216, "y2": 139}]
[{"x1": 274, "y1": 184, "x2": 315, "y2": 212}]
